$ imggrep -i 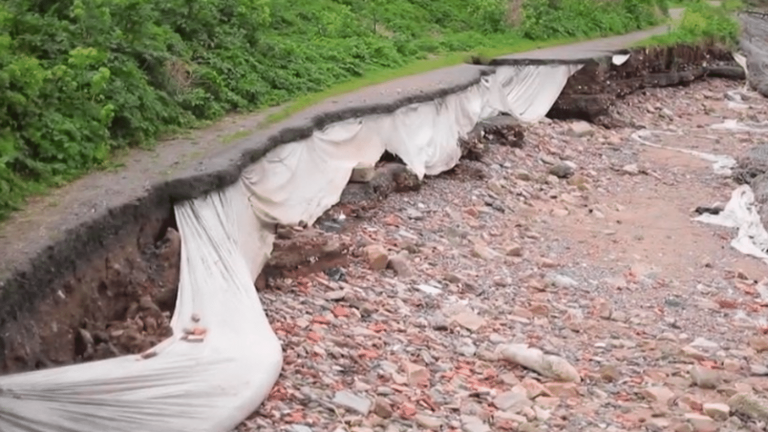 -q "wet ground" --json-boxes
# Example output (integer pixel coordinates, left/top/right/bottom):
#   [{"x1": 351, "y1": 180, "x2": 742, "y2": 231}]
[{"x1": 244, "y1": 79, "x2": 768, "y2": 432}]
